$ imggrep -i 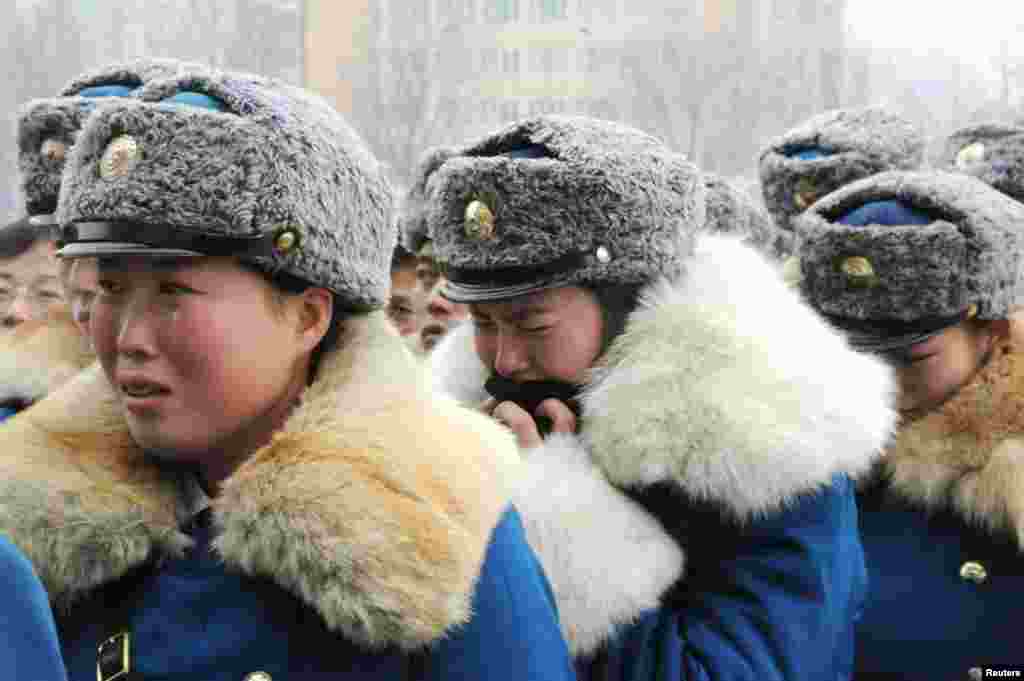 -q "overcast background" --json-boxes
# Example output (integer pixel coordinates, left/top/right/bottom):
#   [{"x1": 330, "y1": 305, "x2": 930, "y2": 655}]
[{"x1": 2, "y1": 0, "x2": 1023, "y2": 221}]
